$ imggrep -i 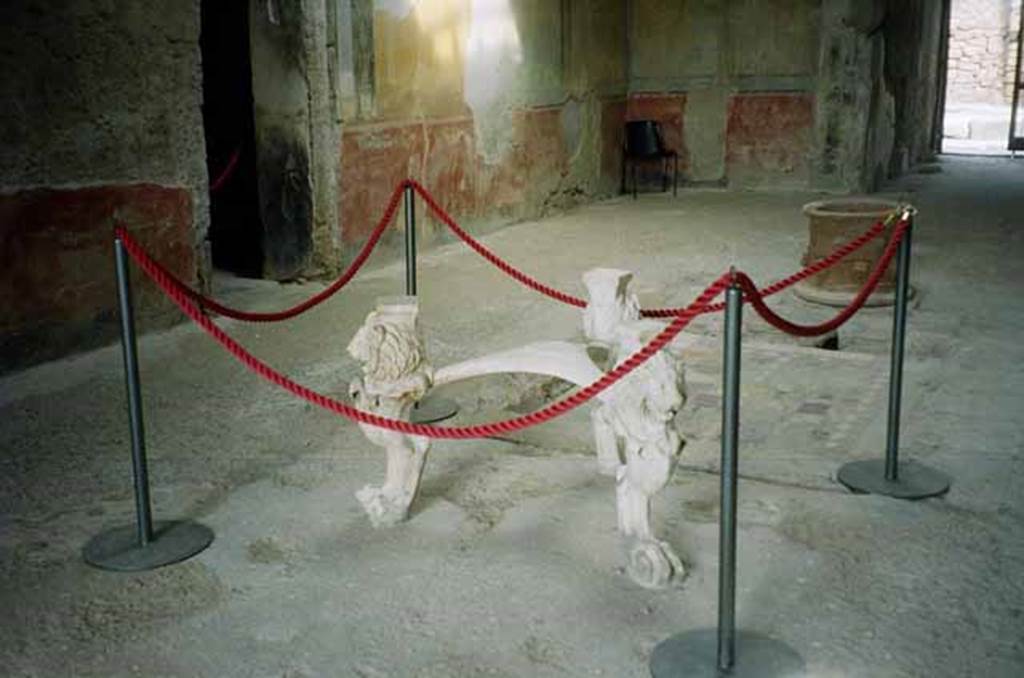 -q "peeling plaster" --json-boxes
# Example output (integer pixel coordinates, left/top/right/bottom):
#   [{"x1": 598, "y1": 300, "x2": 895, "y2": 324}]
[
  {"x1": 464, "y1": 0, "x2": 525, "y2": 164},
  {"x1": 560, "y1": 98, "x2": 583, "y2": 160}
]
